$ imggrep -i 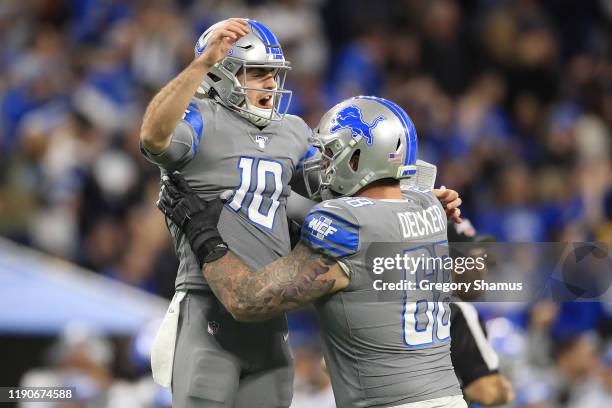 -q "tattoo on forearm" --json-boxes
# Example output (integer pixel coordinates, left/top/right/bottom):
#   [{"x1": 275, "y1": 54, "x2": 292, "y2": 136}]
[{"x1": 203, "y1": 244, "x2": 337, "y2": 320}]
